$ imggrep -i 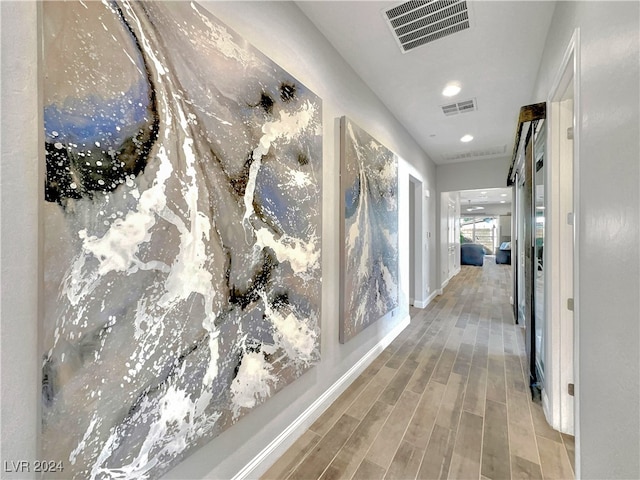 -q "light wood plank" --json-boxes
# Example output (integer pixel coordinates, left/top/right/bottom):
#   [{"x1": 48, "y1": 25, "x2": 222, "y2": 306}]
[
  {"x1": 530, "y1": 401, "x2": 563, "y2": 443},
  {"x1": 404, "y1": 381, "x2": 446, "y2": 450},
  {"x1": 417, "y1": 424, "x2": 455, "y2": 480},
  {"x1": 365, "y1": 390, "x2": 420, "y2": 469},
  {"x1": 260, "y1": 430, "x2": 321, "y2": 480},
  {"x1": 537, "y1": 435, "x2": 574, "y2": 480},
  {"x1": 511, "y1": 455, "x2": 544, "y2": 479},
  {"x1": 385, "y1": 440, "x2": 424, "y2": 480},
  {"x1": 346, "y1": 366, "x2": 396, "y2": 420},
  {"x1": 507, "y1": 391, "x2": 540, "y2": 464},
  {"x1": 407, "y1": 351, "x2": 440, "y2": 394},
  {"x1": 435, "y1": 373, "x2": 466, "y2": 431},
  {"x1": 379, "y1": 359, "x2": 419, "y2": 405},
  {"x1": 309, "y1": 373, "x2": 372, "y2": 436},
  {"x1": 463, "y1": 365, "x2": 487, "y2": 417},
  {"x1": 319, "y1": 402, "x2": 393, "y2": 480},
  {"x1": 352, "y1": 459, "x2": 386, "y2": 480},
  {"x1": 448, "y1": 411, "x2": 483, "y2": 480},
  {"x1": 289, "y1": 414, "x2": 360, "y2": 480},
  {"x1": 486, "y1": 356, "x2": 507, "y2": 404},
  {"x1": 452, "y1": 342, "x2": 474, "y2": 379},
  {"x1": 481, "y1": 399, "x2": 511, "y2": 480}
]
